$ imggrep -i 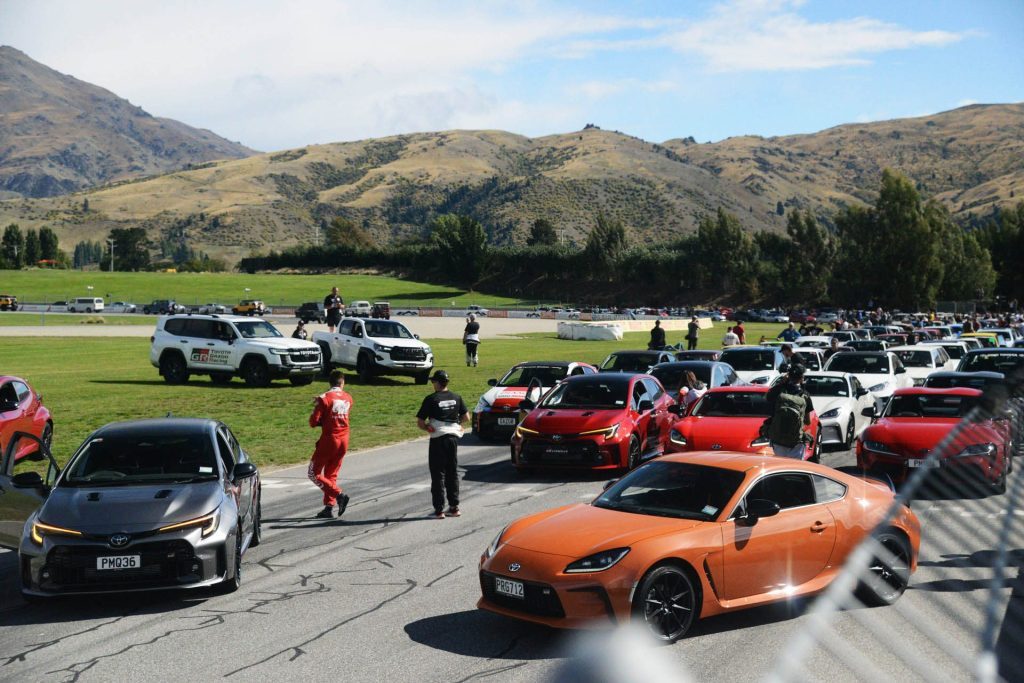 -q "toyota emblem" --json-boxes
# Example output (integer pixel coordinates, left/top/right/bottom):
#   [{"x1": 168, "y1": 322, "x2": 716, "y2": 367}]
[
  {"x1": 109, "y1": 533, "x2": 131, "y2": 548},
  {"x1": 711, "y1": 444, "x2": 723, "y2": 450},
  {"x1": 552, "y1": 435, "x2": 562, "y2": 442},
  {"x1": 508, "y1": 562, "x2": 521, "y2": 573}
]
